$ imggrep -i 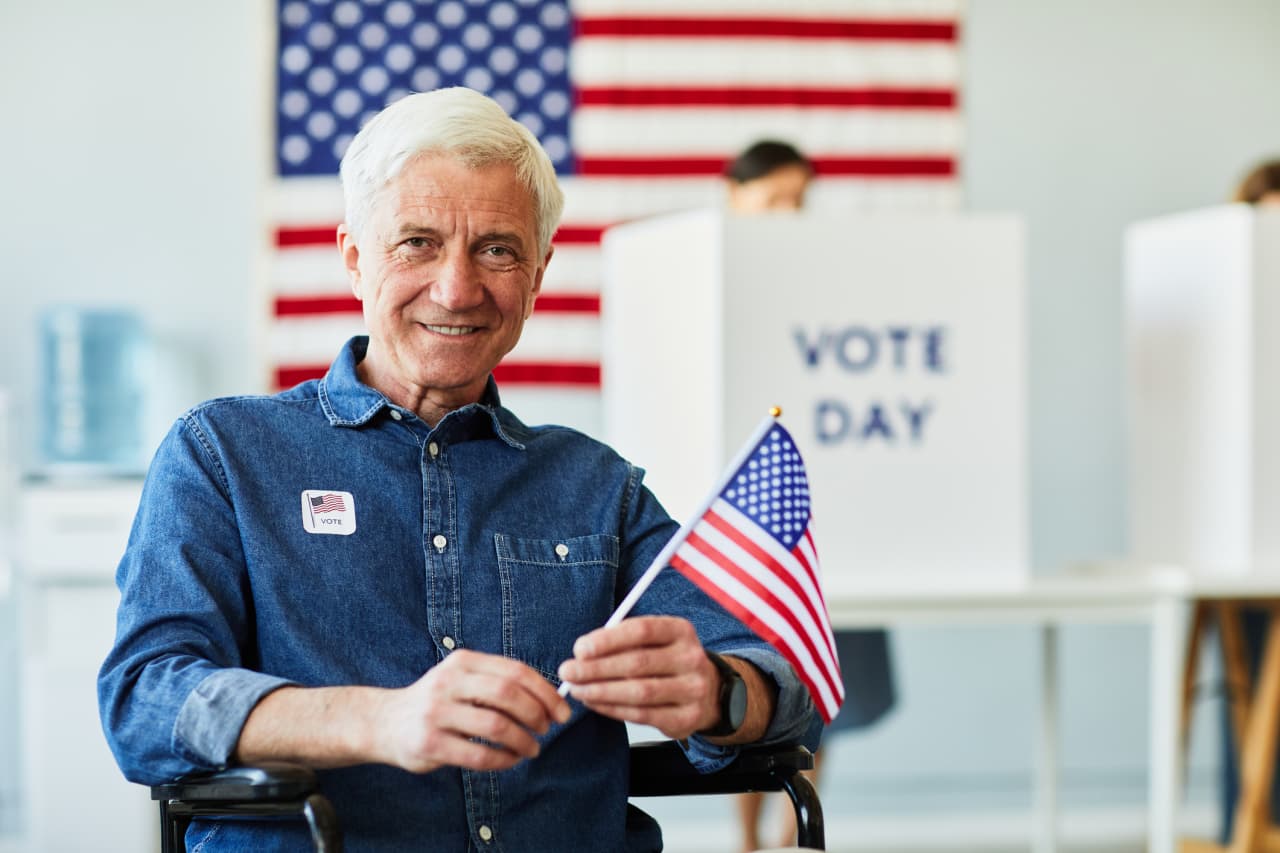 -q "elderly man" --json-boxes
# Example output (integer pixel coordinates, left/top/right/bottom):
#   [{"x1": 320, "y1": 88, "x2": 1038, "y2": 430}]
[{"x1": 98, "y1": 87, "x2": 815, "y2": 852}]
